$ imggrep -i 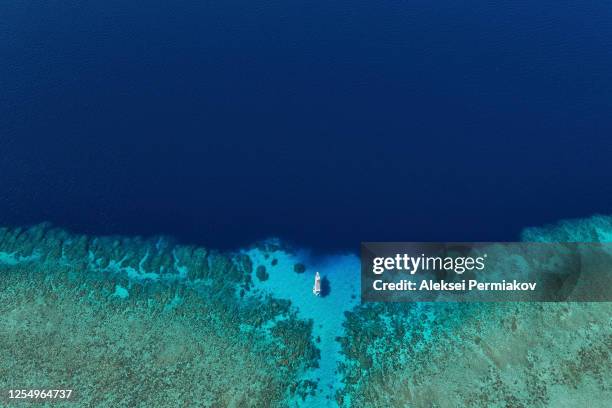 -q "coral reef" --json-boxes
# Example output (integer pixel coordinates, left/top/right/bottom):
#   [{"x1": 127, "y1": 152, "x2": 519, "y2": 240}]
[
  {"x1": 1, "y1": 215, "x2": 611, "y2": 407},
  {"x1": 0, "y1": 224, "x2": 319, "y2": 407},
  {"x1": 521, "y1": 214, "x2": 612, "y2": 243},
  {"x1": 335, "y1": 215, "x2": 612, "y2": 407},
  {"x1": 337, "y1": 301, "x2": 610, "y2": 407}
]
